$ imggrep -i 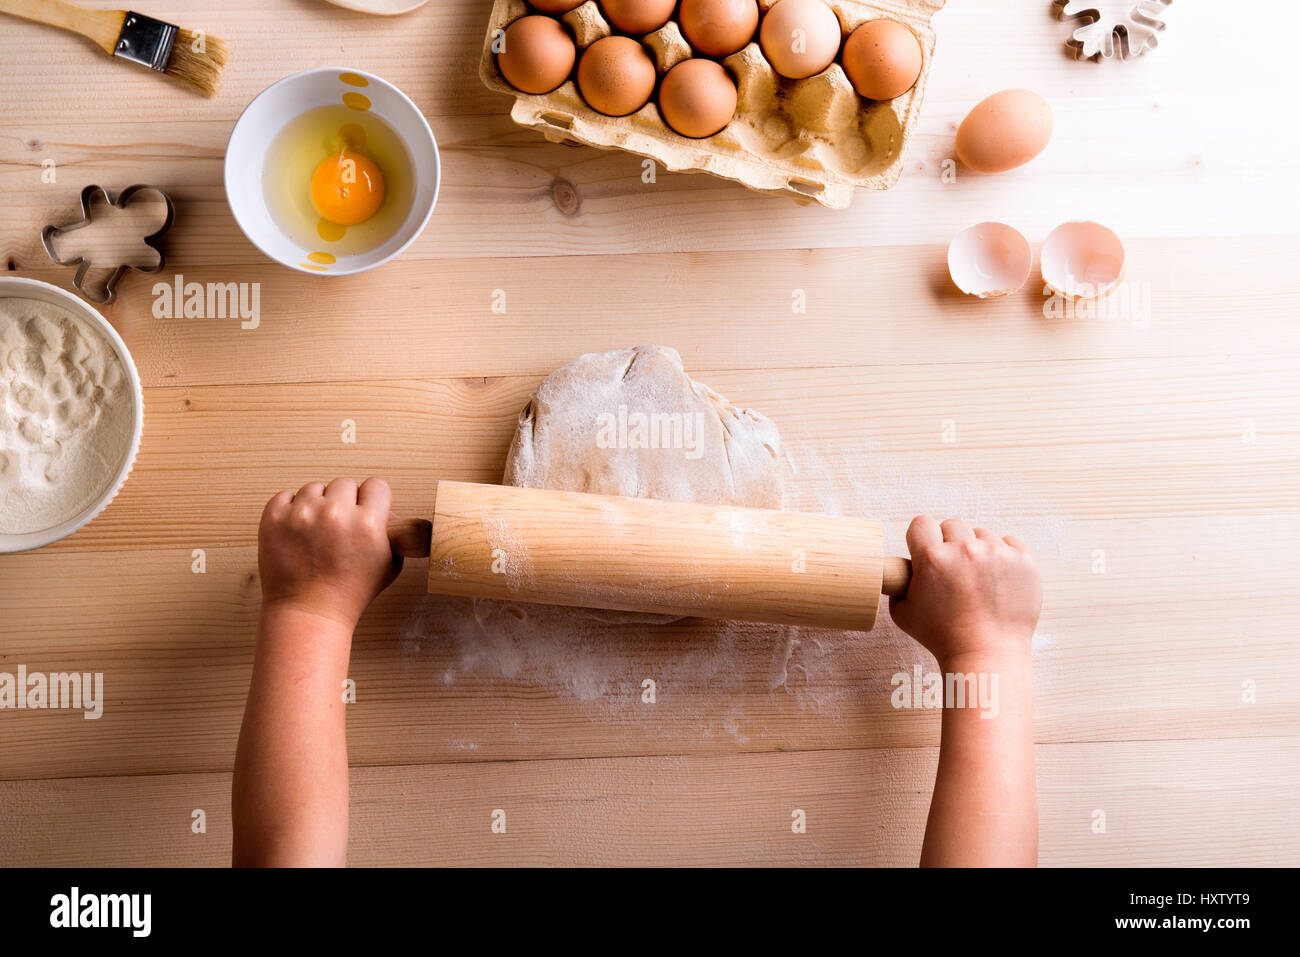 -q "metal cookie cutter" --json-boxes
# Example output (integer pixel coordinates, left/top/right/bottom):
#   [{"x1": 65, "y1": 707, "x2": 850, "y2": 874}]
[
  {"x1": 41, "y1": 184, "x2": 175, "y2": 305},
  {"x1": 1054, "y1": 0, "x2": 1172, "y2": 61}
]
